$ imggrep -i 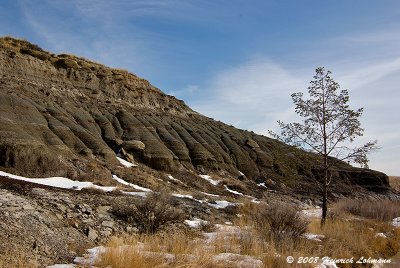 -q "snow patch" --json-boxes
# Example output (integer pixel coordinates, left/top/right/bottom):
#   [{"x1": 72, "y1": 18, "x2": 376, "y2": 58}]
[
  {"x1": 224, "y1": 185, "x2": 243, "y2": 195},
  {"x1": 208, "y1": 200, "x2": 238, "y2": 209},
  {"x1": 375, "y1": 233, "x2": 387, "y2": 238},
  {"x1": 116, "y1": 156, "x2": 136, "y2": 168},
  {"x1": 392, "y1": 217, "x2": 400, "y2": 227},
  {"x1": 112, "y1": 175, "x2": 151, "y2": 192},
  {"x1": 74, "y1": 246, "x2": 106, "y2": 266},
  {"x1": 121, "y1": 191, "x2": 148, "y2": 197},
  {"x1": 167, "y1": 175, "x2": 184, "y2": 184},
  {"x1": 199, "y1": 175, "x2": 220, "y2": 185},
  {"x1": 184, "y1": 218, "x2": 209, "y2": 228},
  {"x1": 257, "y1": 182, "x2": 267, "y2": 188},
  {"x1": 303, "y1": 233, "x2": 325, "y2": 242},
  {"x1": 172, "y1": 193, "x2": 204, "y2": 203},
  {"x1": 201, "y1": 191, "x2": 220, "y2": 197},
  {"x1": 213, "y1": 253, "x2": 262, "y2": 267},
  {"x1": 301, "y1": 208, "x2": 322, "y2": 218},
  {"x1": 0, "y1": 171, "x2": 116, "y2": 192}
]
